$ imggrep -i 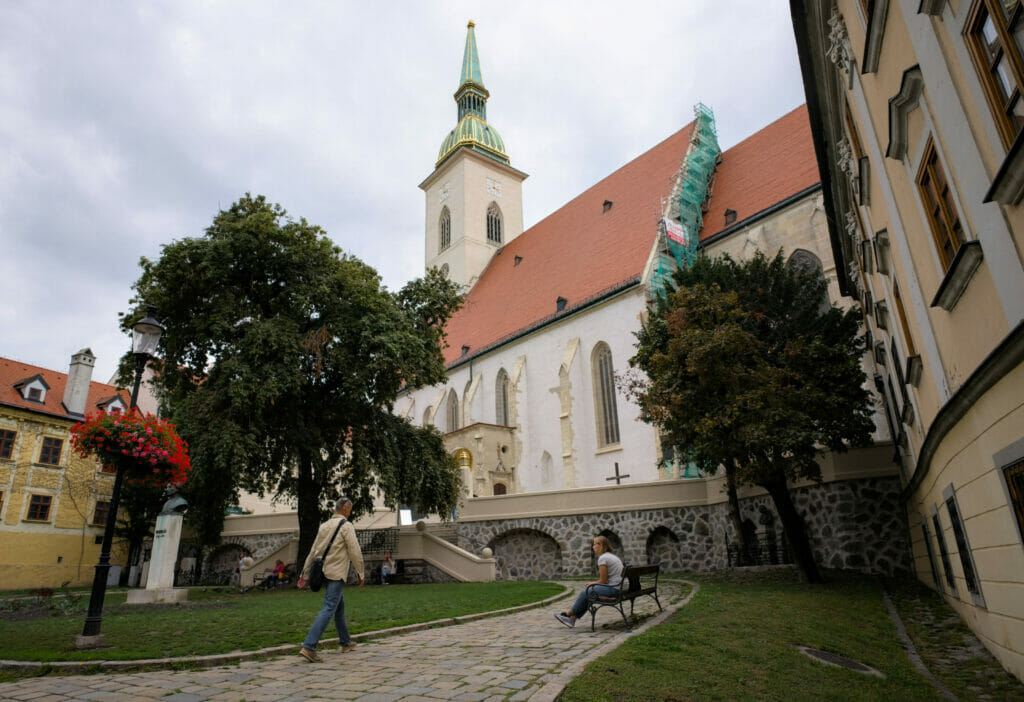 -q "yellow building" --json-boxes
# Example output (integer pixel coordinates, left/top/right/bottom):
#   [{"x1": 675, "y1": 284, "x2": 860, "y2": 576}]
[
  {"x1": 792, "y1": 0, "x2": 1024, "y2": 679},
  {"x1": 0, "y1": 349, "x2": 130, "y2": 589}
]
